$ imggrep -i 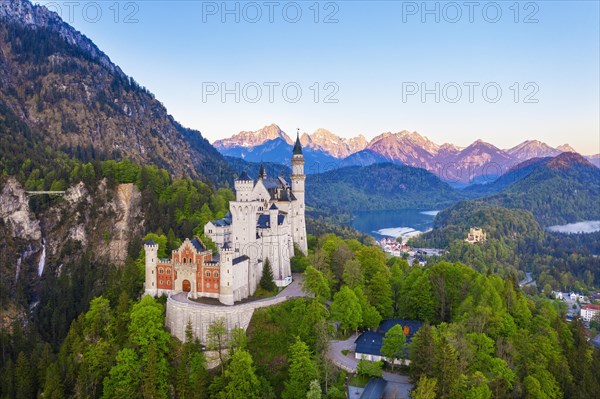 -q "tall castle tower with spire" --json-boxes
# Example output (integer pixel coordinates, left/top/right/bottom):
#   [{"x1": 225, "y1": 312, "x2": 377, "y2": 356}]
[{"x1": 290, "y1": 129, "x2": 308, "y2": 254}]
